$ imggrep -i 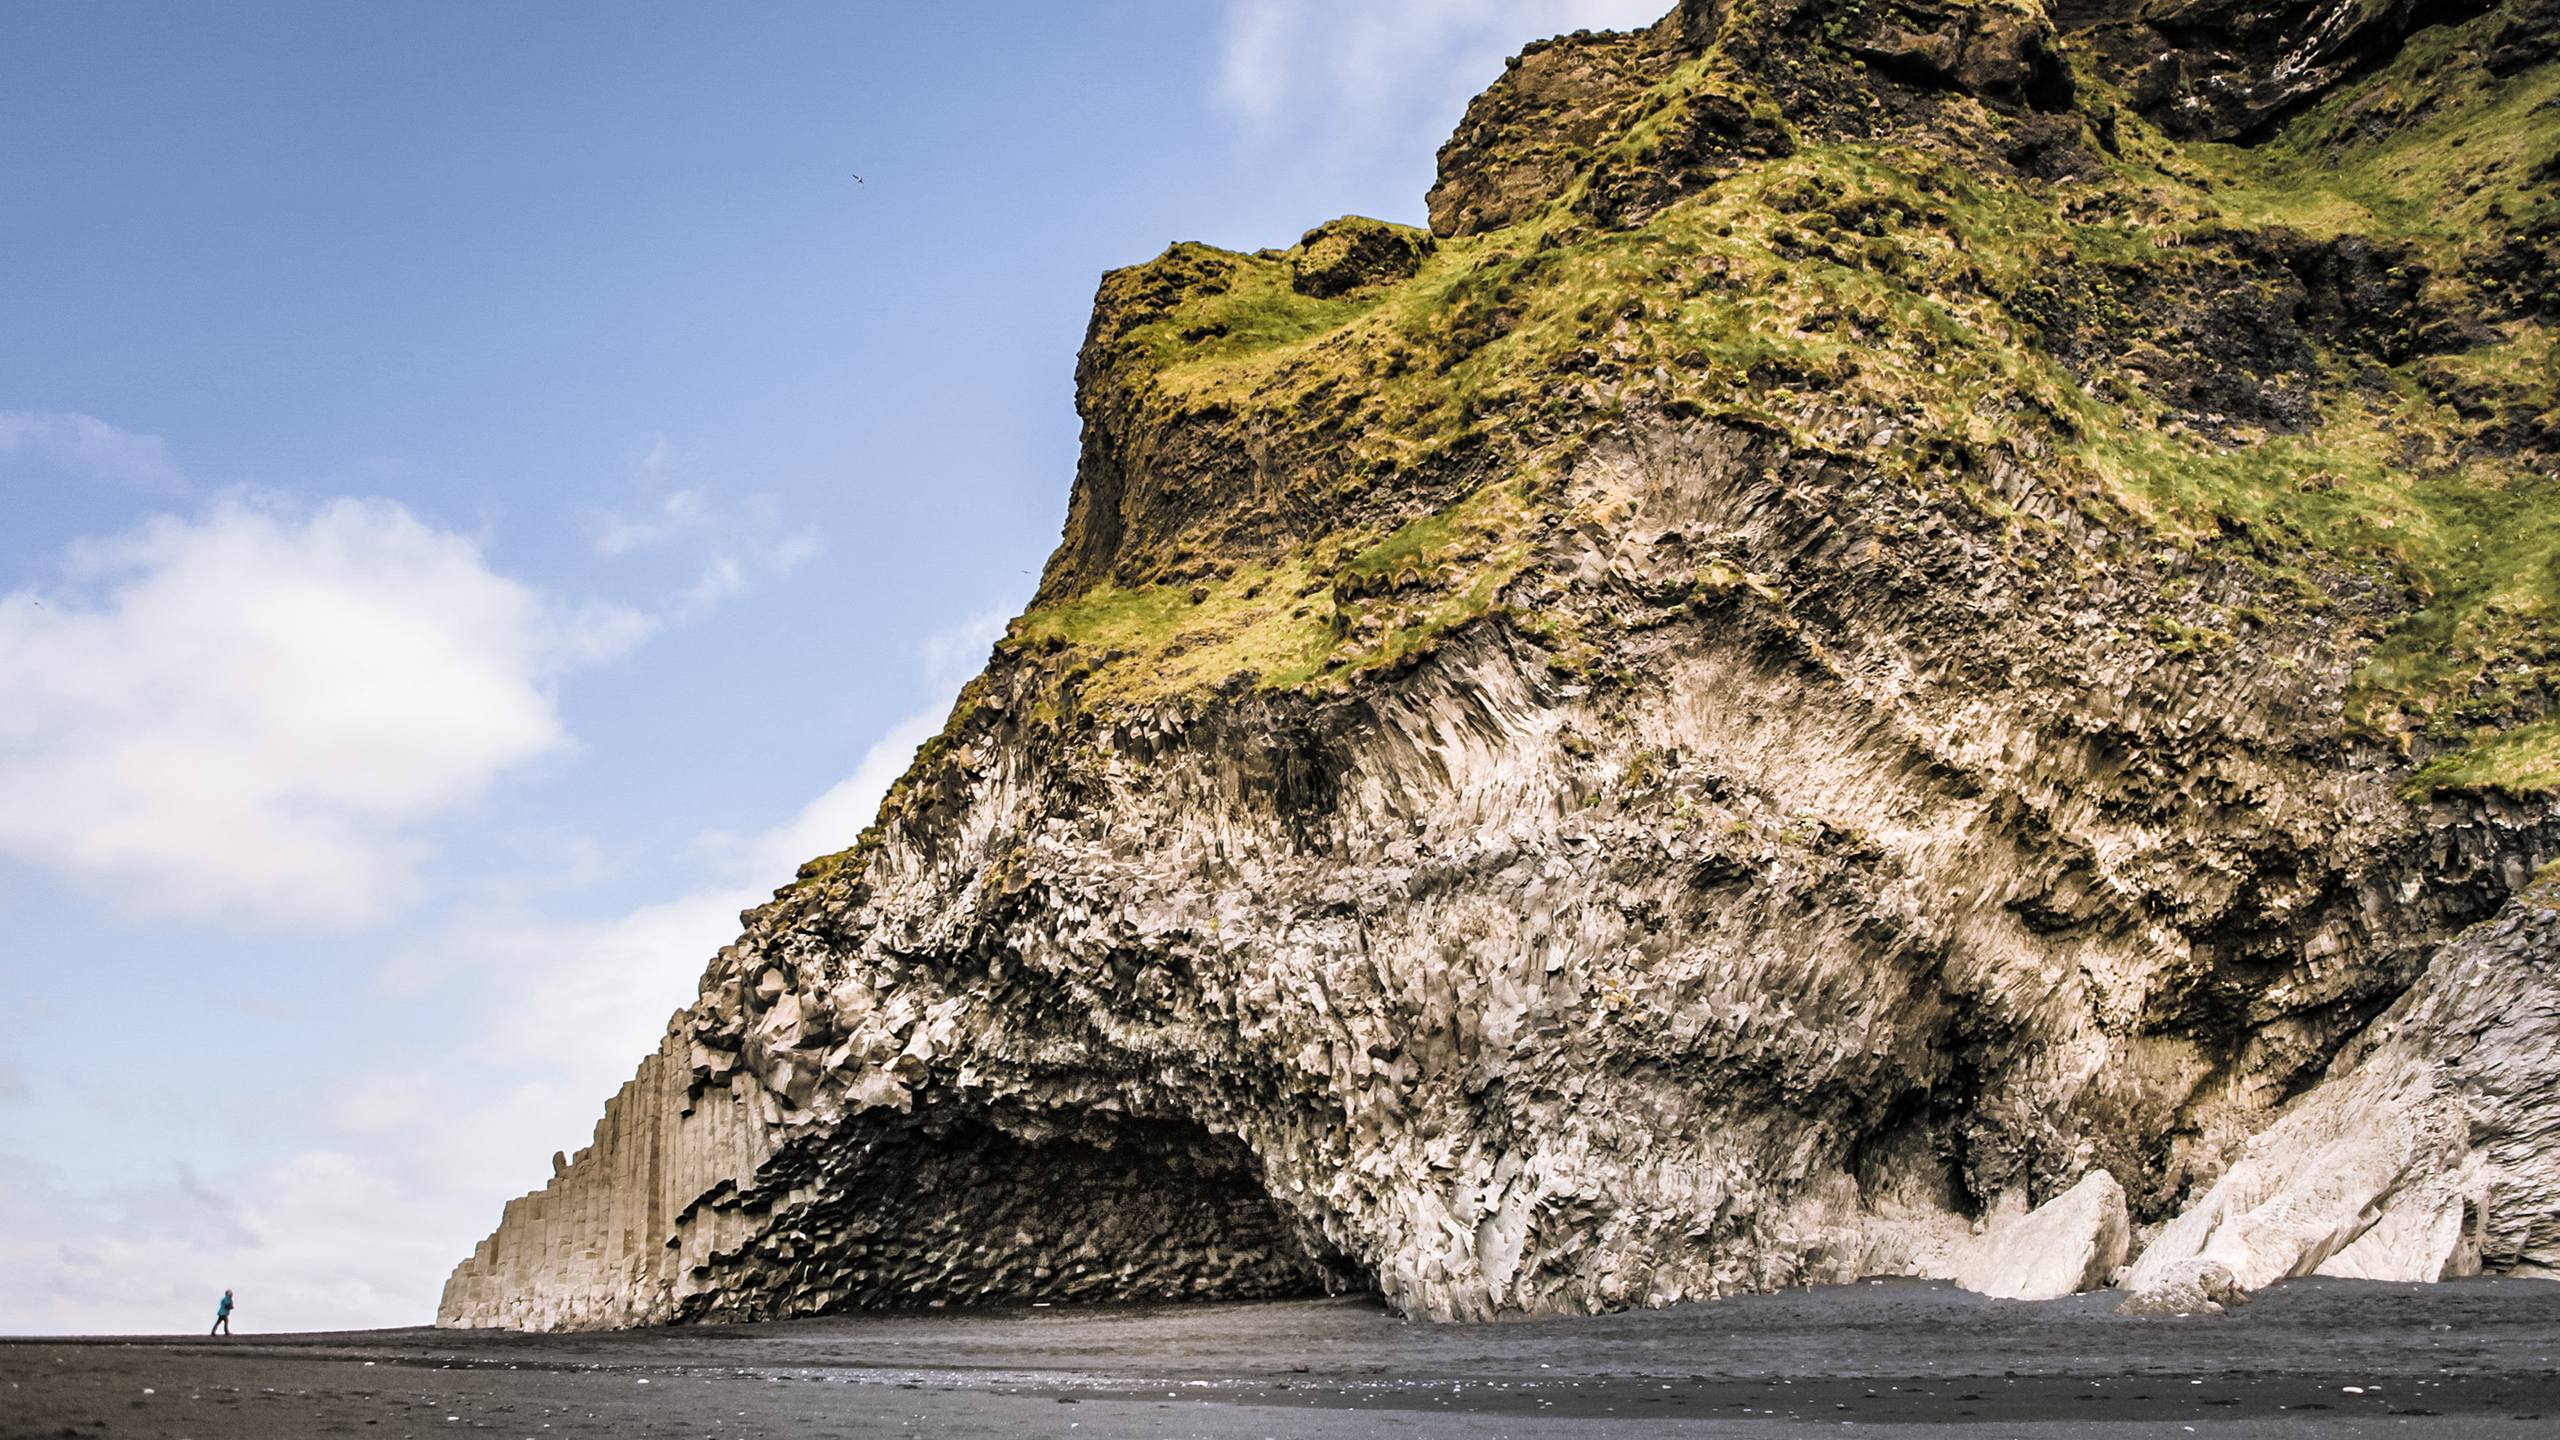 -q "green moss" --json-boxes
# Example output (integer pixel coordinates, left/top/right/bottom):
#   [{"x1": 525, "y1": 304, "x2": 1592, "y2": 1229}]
[
  {"x1": 2149, "y1": 614, "x2": 2236, "y2": 657},
  {"x1": 1618, "y1": 747, "x2": 1661, "y2": 790},
  {"x1": 1010, "y1": 476, "x2": 1540, "y2": 707},
  {"x1": 1010, "y1": 553, "x2": 1340, "y2": 703},
  {"x1": 1019, "y1": 4, "x2": 2560, "y2": 791},
  {"x1": 2409, "y1": 718, "x2": 2560, "y2": 795},
  {"x1": 2194, "y1": 29, "x2": 2560, "y2": 252},
  {"x1": 1134, "y1": 262, "x2": 1382, "y2": 369},
  {"x1": 1107, "y1": 143, "x2": 2065, "y2": 496},
  {"x1": 1338, "y1": 478, "x2": 1528, "y2": 589}
]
